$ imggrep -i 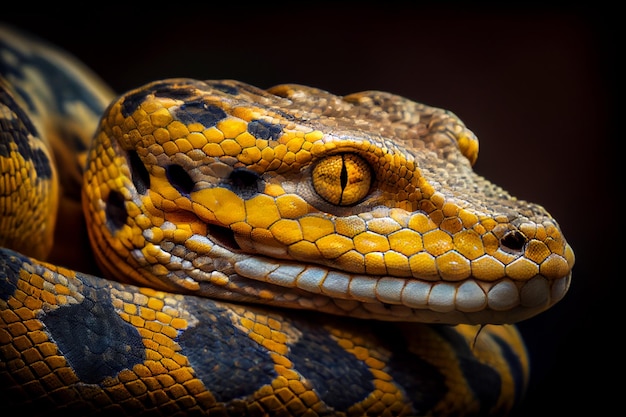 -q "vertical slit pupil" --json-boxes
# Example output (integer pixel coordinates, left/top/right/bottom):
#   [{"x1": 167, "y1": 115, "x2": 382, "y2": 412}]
[
  {"x1": 339, "y1": 155, "x2": 348, "y2": 189},
  {"x1": 339, "y1": 155, "x2": 348, "y2": 204}
]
